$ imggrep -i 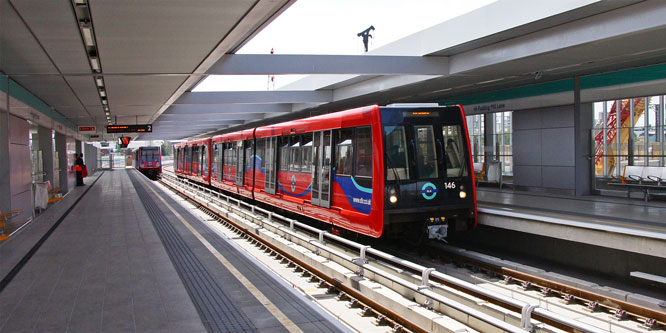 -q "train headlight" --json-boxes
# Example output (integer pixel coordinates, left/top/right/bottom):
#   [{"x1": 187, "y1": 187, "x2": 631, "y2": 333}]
[
  {"x1": 459, "y1": 191, "x2": 467, "y2": 199},
  {"x1": 388, "y1": 186, "x2": 398, "y2": 204}
]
